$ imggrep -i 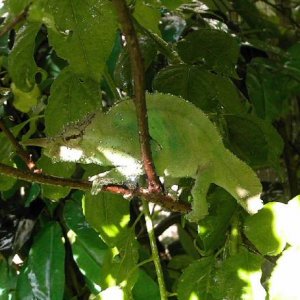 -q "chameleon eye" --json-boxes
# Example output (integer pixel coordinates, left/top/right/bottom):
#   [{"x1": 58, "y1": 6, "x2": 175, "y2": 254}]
[{"x1": 62, "y1": 127, "x2": 83, "y2": 144}]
